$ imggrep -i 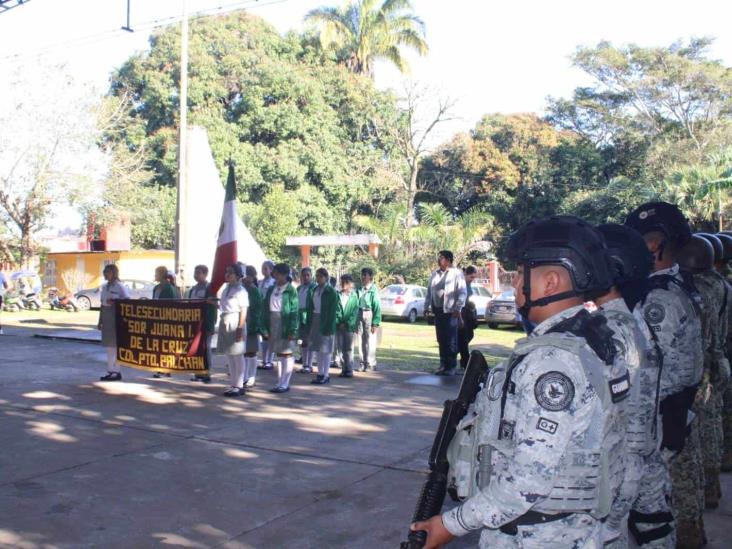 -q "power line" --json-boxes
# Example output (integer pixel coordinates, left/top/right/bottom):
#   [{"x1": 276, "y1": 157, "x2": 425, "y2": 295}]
[{"x1": 0, "y1": 0, "x2": 290, "y2": 64}]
